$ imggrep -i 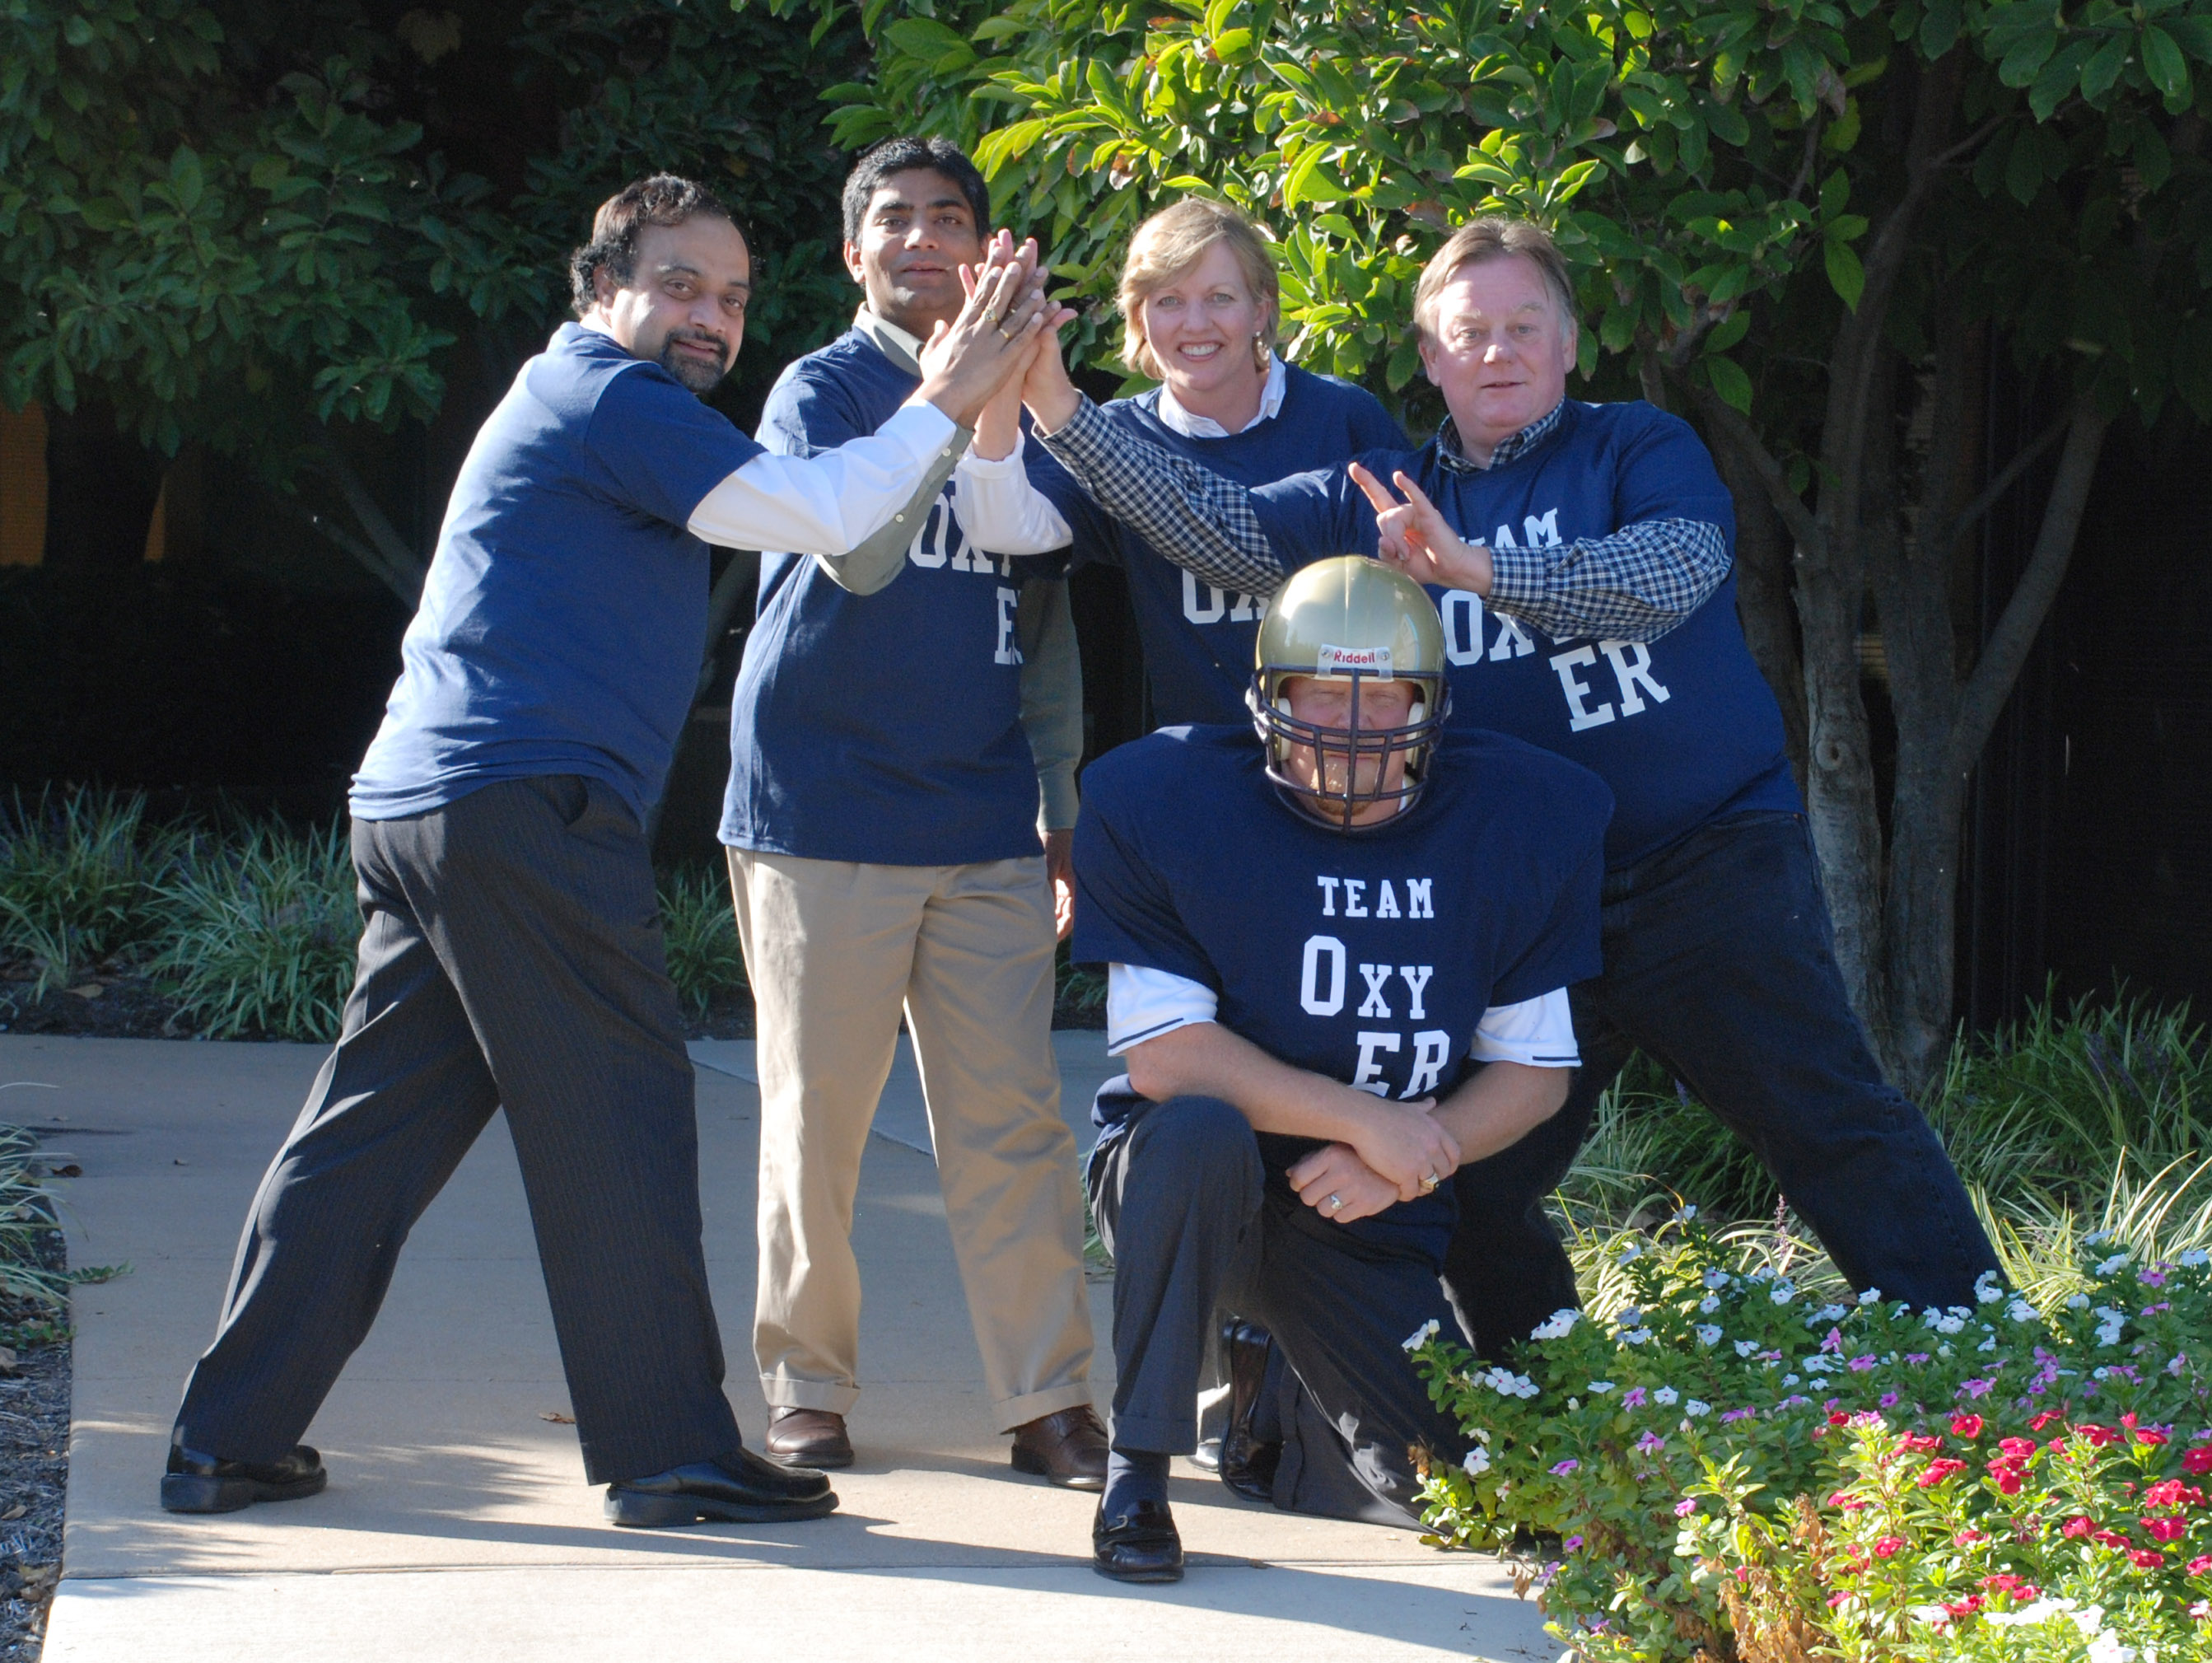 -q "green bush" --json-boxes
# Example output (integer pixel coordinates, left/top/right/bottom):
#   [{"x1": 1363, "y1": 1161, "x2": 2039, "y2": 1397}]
[
  {"x1": 657, "y1": 866, "x2": 746, "y2": 1021},
  {"x1": 0, "y1": 787, "x2": 182, "y2": 995},
  {"x1": 148, "y1": 821, "x2": 360, "y2": 1041},
  {"x1": 1412, "y1": 1217, "x2": 2212, "y2": 1661}
]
